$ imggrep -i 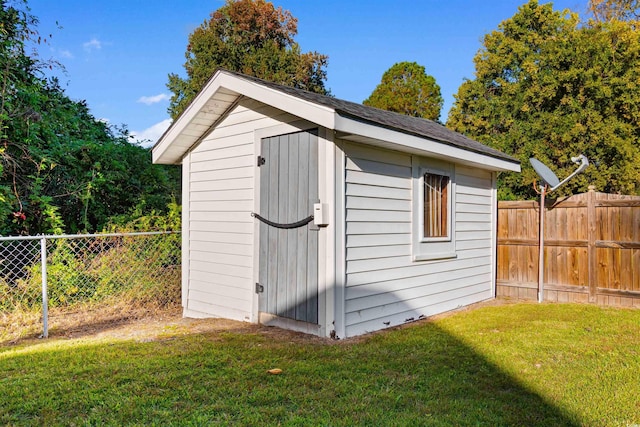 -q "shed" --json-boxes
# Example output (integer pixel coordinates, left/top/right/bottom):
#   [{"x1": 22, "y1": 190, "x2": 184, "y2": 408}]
[{"x1": 153, "y1": 69, "x2": 521, "y2": 338}]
